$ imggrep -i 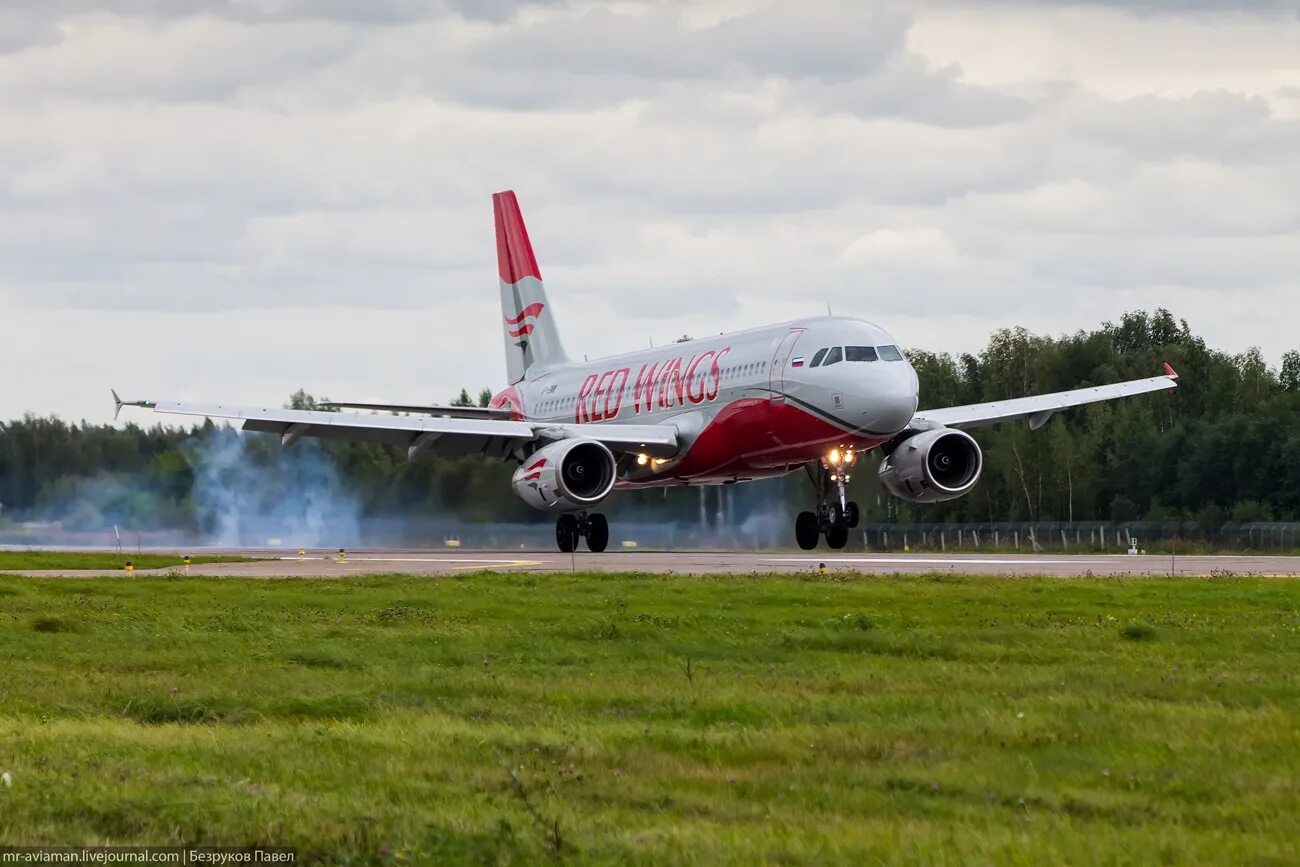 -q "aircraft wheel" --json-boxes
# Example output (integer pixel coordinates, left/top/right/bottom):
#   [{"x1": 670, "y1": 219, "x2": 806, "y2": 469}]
[
  {"x1": 845, "y1": 501, "x2": 861, "y2": 529},
  {"x1": 795, "y1": 511, "x2": 820, "y2": 550},
  {"x1": 826, "y1": 503, "x2": 845, "y2": 527},
  {"x1": 556, "y1": 514, "x2": 580, "y2": 553},
  {"x1": 825, "y1": 523, "x2": 849, "y2": 550},
  {"x1": 586, "y1": 513, "x2": 609, "y2": 553}
]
